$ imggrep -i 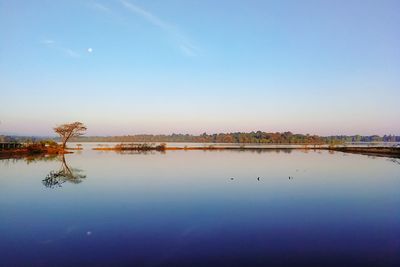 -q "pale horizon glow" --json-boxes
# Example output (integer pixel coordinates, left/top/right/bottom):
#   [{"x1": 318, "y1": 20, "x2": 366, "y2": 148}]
[{"x1": 0, "y1": 0, "x2": 399, "y2": 136}]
